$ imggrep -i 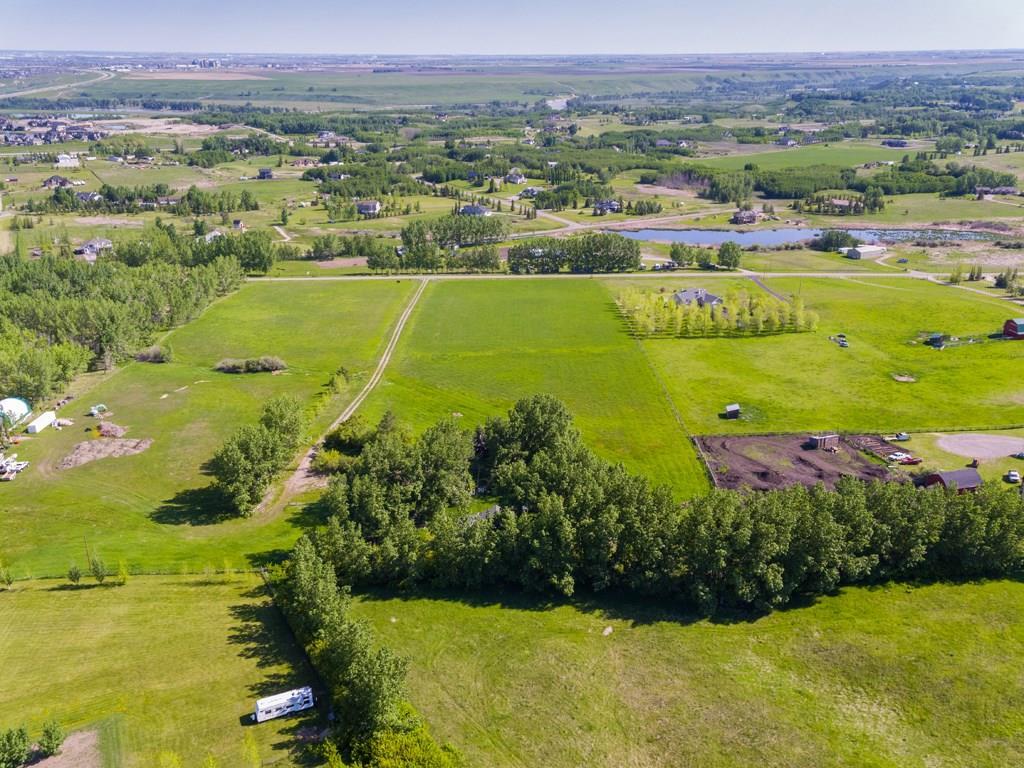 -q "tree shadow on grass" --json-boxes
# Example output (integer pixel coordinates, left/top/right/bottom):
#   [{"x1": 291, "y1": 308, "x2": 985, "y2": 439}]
[
  {"x1": 227, "y1": 585, "x2": 325, "y2": 764},
  {"x1": 150, "y1": 484, "x2": 237, "y2": 526}
]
